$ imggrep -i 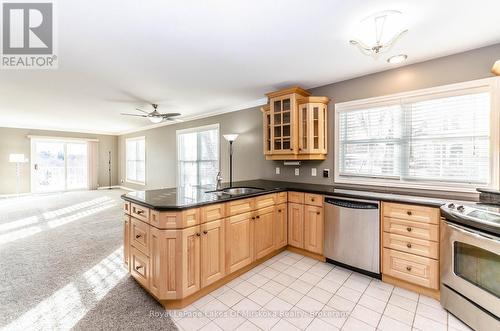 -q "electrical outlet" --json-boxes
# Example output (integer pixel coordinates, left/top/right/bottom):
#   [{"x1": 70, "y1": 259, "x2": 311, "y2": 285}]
[
  {"x1": 311, "y1": 168, "x2": 317, "y2": 176},
  {"x1": 295, "y1": 168, "x2": 300, "y2": 176},
  {"x1": 323, "y1": 169, "x2": 330, "y2": 178},
  {"x1": 275, "y1": 167, "x2": 280, "y2": 175}
]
